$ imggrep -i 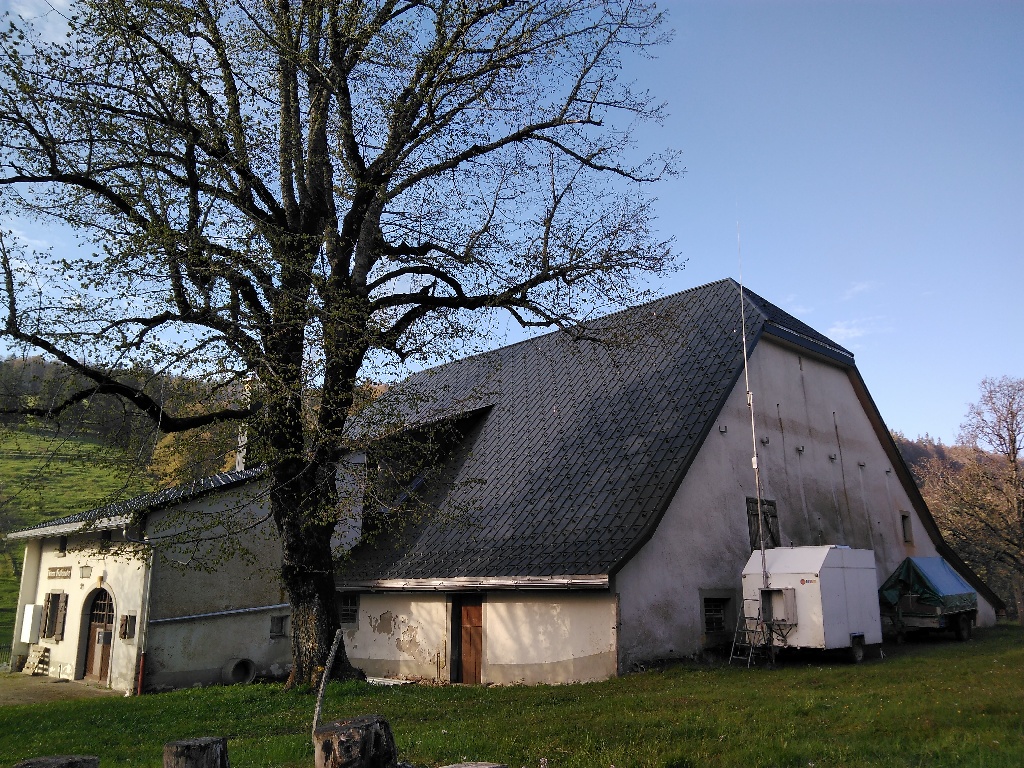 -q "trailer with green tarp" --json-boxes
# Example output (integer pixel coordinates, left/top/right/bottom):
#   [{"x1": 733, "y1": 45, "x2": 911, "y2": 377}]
[{"x1": 879, "y1": 557, "x2": 978, "y2": 641}]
